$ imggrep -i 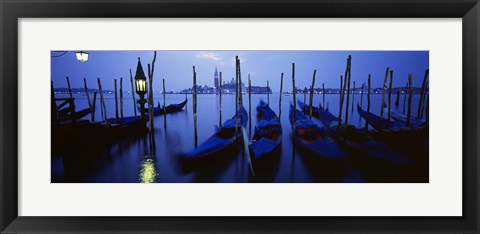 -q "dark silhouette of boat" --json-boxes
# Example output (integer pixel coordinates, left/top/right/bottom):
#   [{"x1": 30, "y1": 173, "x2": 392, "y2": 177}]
[
  {"x1": 182, "y1": 107, "x2": 248, "y2": 167},
  {"x1": 357, "y1": 104, "x2": 405, "y2": 131},
  {"x1": 58, "y1": 107, "x2": 91, "y2": 122},
  {"x1": 139, "y1": 98, "x2": 187, "y2": 116}
]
